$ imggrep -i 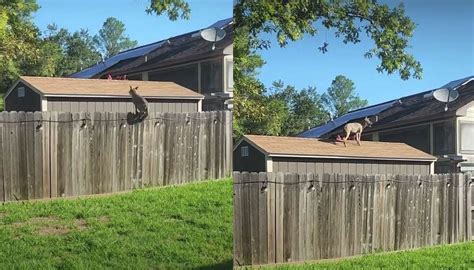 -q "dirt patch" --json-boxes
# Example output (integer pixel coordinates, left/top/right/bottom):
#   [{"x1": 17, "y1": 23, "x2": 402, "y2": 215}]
[
  {"x1": 11, "y1": 216, "x2": 89, "y2": 236},
  {"x1": 75, "y1": 219, "x2": 88, "y2": 231},
  {"x1": 98, "y1": 216, "x2": 111, "y2": 223},
  {"x1": 0, "y1": 213, "x2": 6, "y2": 219},
  {"x1": 37, "y1": 225, "x2": 71, "y2": 236}
]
